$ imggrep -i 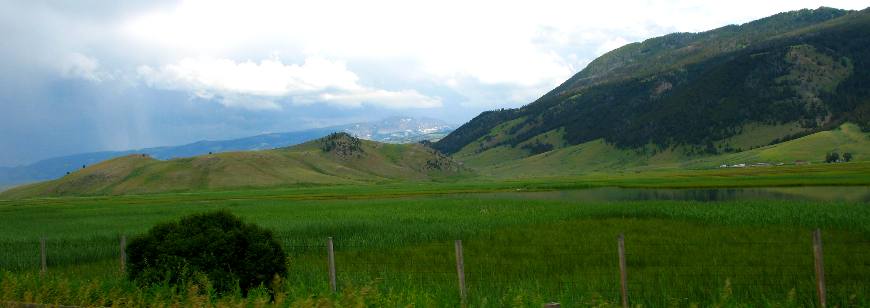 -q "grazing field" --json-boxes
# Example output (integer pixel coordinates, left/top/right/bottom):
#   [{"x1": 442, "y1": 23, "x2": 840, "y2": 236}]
[
  {"x1": 4, "y1": 161, "x2": 870, "y2": 204},
  {"x1": 1, "y1": 180, "x2": 869, "y2": 306},
  {"x1": 453, "y1": 123, "x2": 870, "y2": 179}
]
